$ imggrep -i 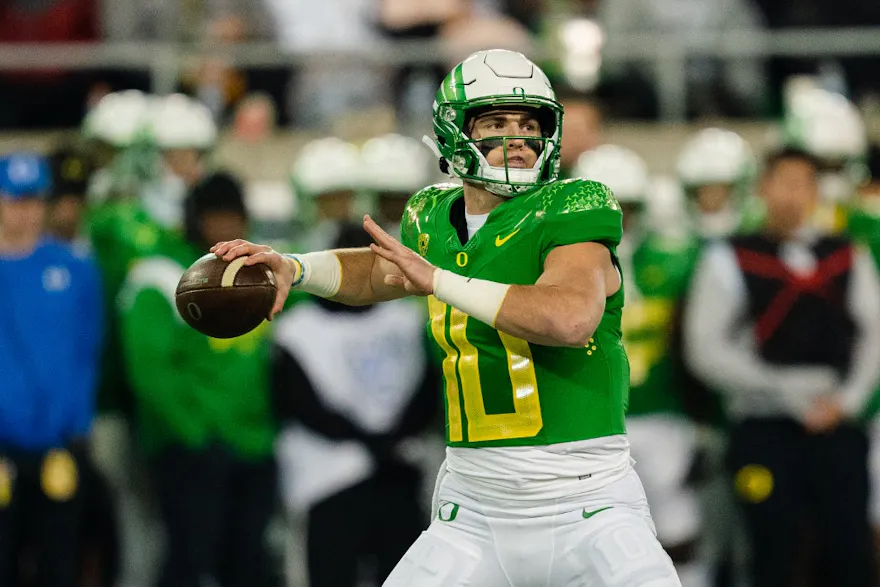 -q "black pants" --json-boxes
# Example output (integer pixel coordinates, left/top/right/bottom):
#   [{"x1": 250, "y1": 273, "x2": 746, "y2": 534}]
[
  {"x1": 0, "y1": 446, "x2": 88, "y2": 587},
  {"x1": 152, "y1": 444, "x2": 278, "y2": 587},
  {"x1": 307, "y1": 465, "x2": 425, "y2": 587},
  {"x1": 728, "y1": 418, "x2": 876, "y2": 587}
]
